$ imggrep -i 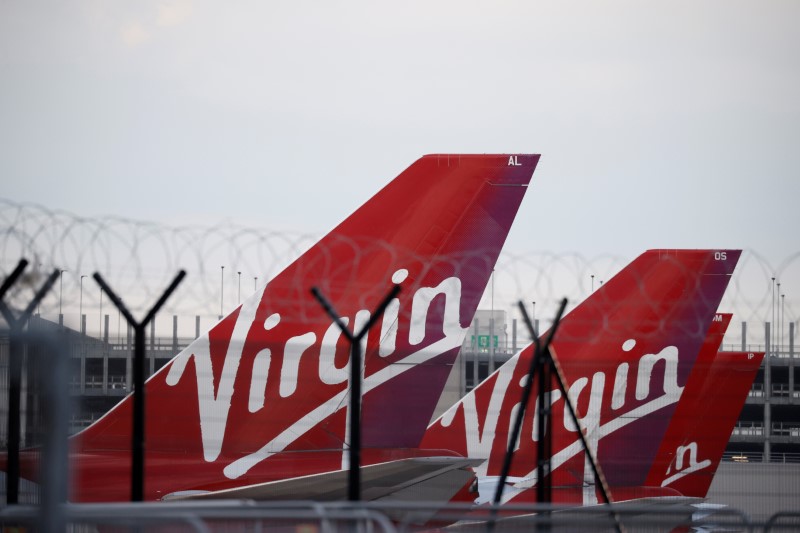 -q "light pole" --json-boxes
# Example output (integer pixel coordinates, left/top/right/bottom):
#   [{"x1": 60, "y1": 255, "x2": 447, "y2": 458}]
[
  {"x1": 254, "y1": 276, "x2": 258, "y2": 291},
  {"x1": 238, "y1": 271, "x2": 242, "y2": 304},
  {"x1": 591, "y1": 274, "x2": 595, "y2": 292},
  {"x1": 59, "y1": 269, "x2": 67, "y2": 318},
  {"x1": 772, "y1": 277, "x2": 776, "y2": 356},
  {"x1": 781, "y1": 293, "x2": 785, "y2": 351},
  {"x1": 777, "y1": 282, "x2": 782, "y2": 352},
  {"x1": 220, "y1": 266, "x2": 225, "y2": 319},
  {"x1": 80, "y1": 275, "x2": 86, "y2": 333},
  {"x1": 780, "y1": 293, "x2": 785, "y2": 352},
  {"x1": 37, "y1": 263, "x2": 43, "y2": 316},
  {"x1": 100, "y1": 288, "x2": 103, "y2": 339}
]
